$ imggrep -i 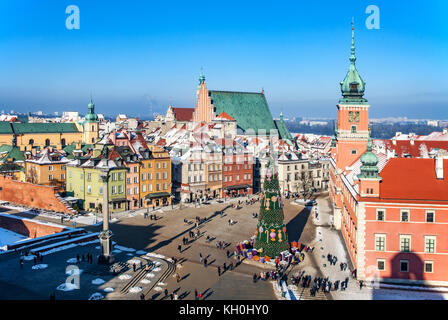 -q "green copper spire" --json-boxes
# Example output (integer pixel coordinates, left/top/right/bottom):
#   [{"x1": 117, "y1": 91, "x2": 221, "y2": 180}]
[
  {"x1": 340, "y1": 19, "x2": 367, "y2": 104},
  {"x1": 85, "y1": 97, "x2": 98, "y2": 123},
  {"x1": 358, "y1": 134, "x2": 380, "y2": 179},
  {"x1": 198, "y1": 68, "x2": 205, "y2": 88}
]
